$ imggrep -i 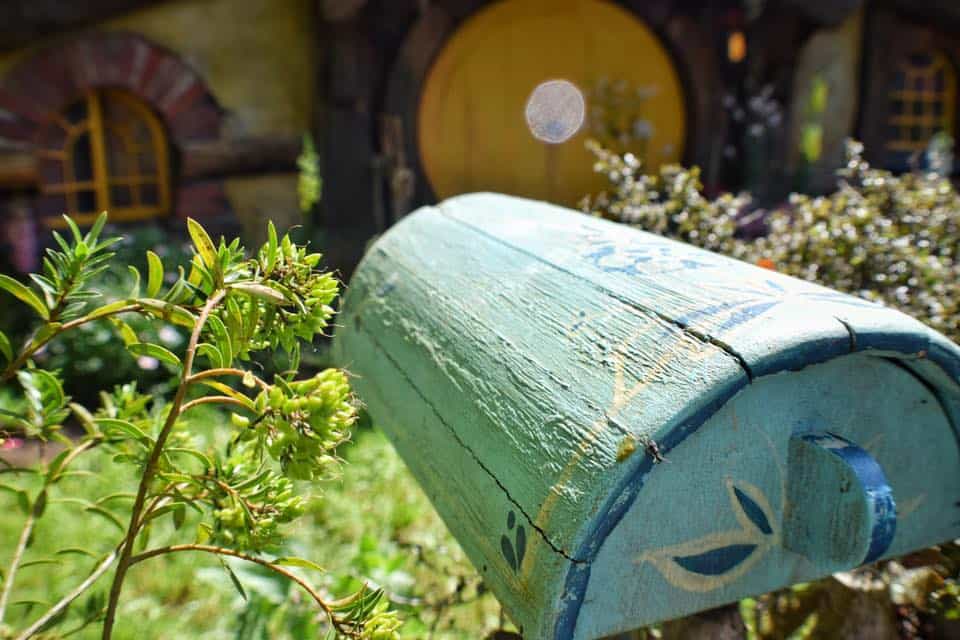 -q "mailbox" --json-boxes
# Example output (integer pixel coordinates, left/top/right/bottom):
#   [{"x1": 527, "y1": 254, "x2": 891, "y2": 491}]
[{"x1": 333, "y1": 193, "x2": 960, "y2": 639}]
